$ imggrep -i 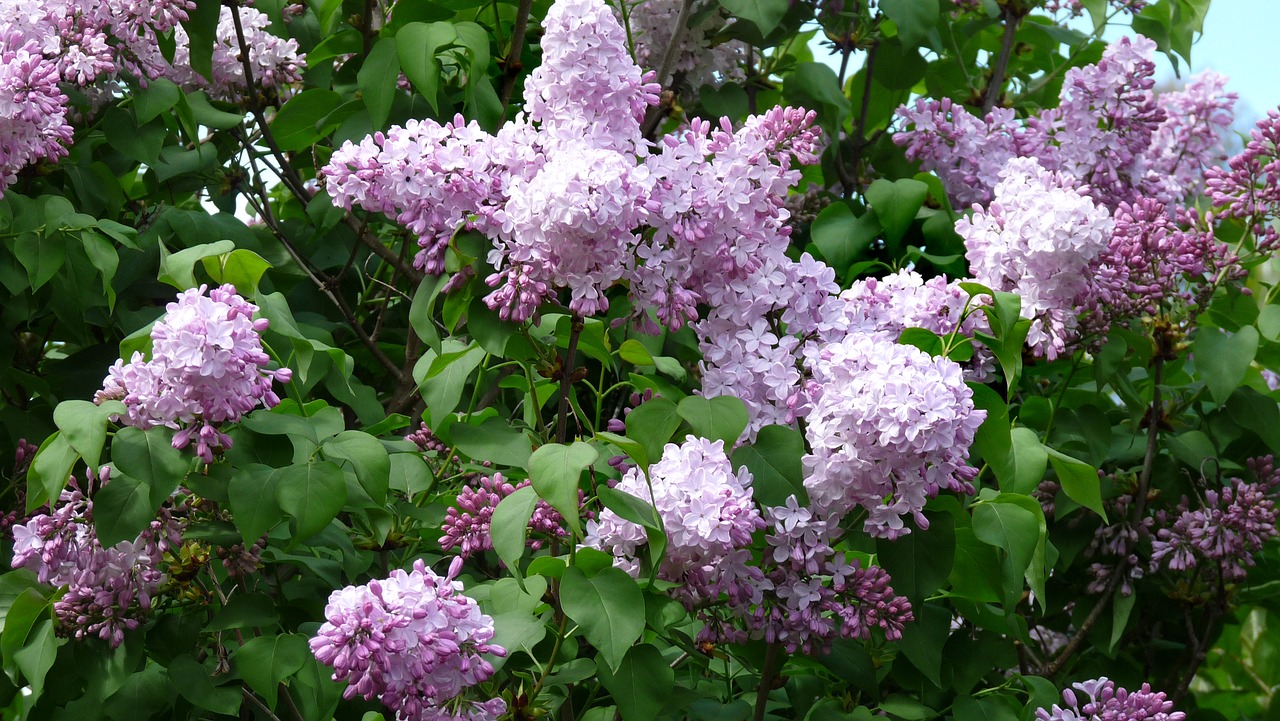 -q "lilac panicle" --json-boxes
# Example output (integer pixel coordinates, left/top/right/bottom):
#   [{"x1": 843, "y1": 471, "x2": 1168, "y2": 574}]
[{"x1": 1036, "y1": 677, "x2": 1184, "y2": 721}]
